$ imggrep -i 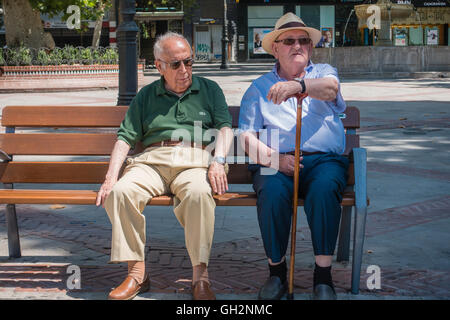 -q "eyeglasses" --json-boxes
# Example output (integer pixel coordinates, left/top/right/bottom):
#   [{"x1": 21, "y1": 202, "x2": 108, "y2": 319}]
[
  {"x1": 274, "y1": 38, "x2": 311, "y2": 46},
  {"x1": 158, "y1": 58, "x2": 194, "y2": 70}
]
